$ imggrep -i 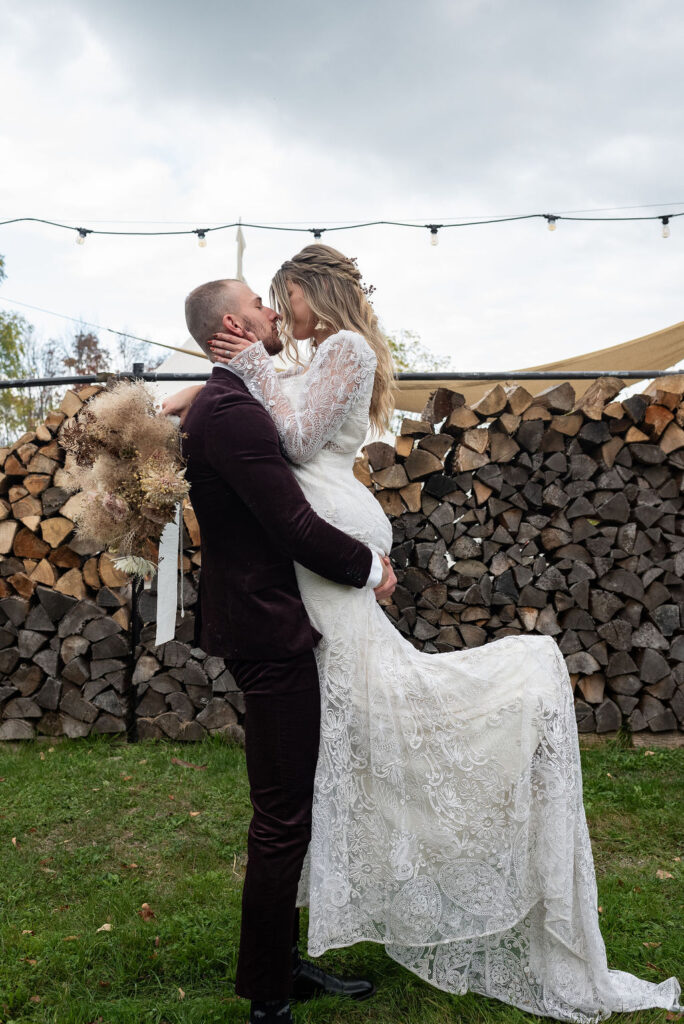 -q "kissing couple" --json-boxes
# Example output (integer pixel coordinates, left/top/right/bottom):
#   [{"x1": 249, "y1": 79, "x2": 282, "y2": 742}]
[{"x1": 164, "y1": 245, "x2": 681, "y2": 1024}]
